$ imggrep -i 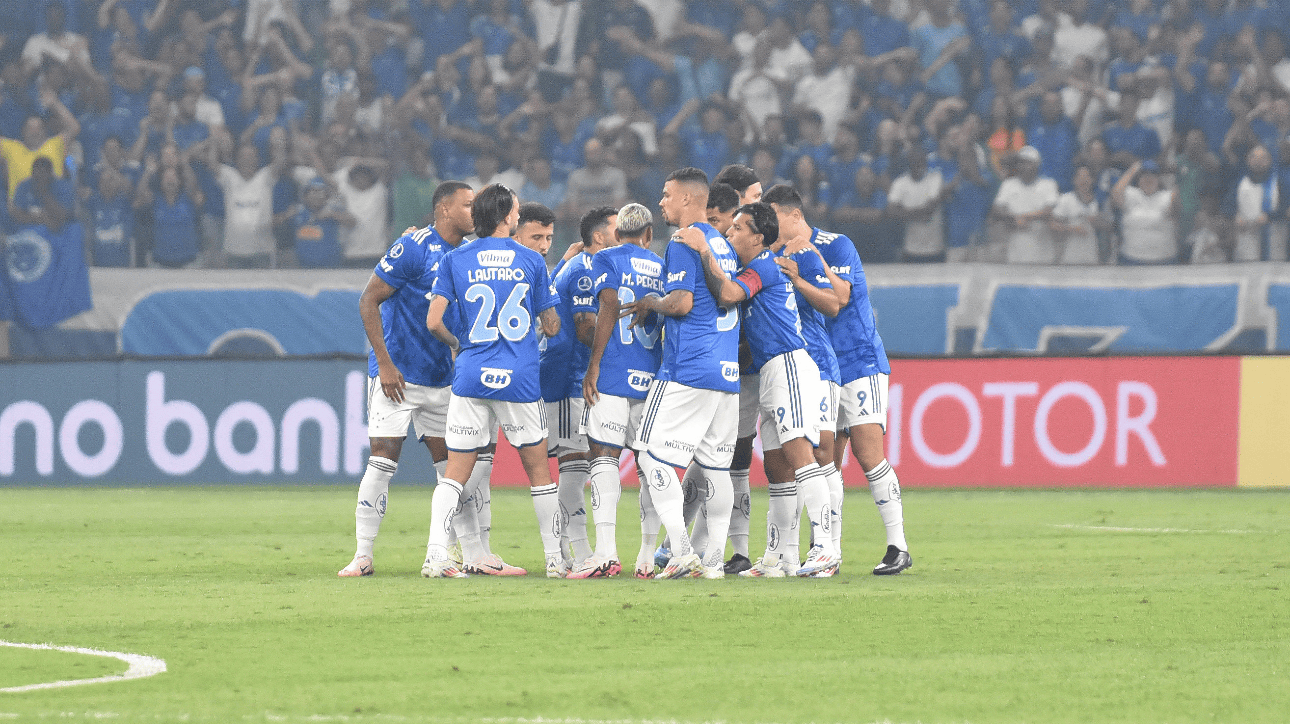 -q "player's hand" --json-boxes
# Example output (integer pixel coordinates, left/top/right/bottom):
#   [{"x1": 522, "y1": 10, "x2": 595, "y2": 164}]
[
  {"x1": 582, "y1": 365, "x2": 600, "y2": 406},
  {"x1": 781, "y1": 233, "x2": 813, "y2": 256},
  {"x1": 619, "y1": 295, "x2": 655, "y2": 330},
  {"x1": 671, "y1": 226, "x2": 707, "y2": 253},
  {"x1": 774, "y1": 256, "x2": 801, "y2": 281},
  {"x1": 562, "y1": 241, "x2": 584, "y2": 262},
  {"x1": 378, "y1": 363, "x2": 406, "y2": 404}
]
